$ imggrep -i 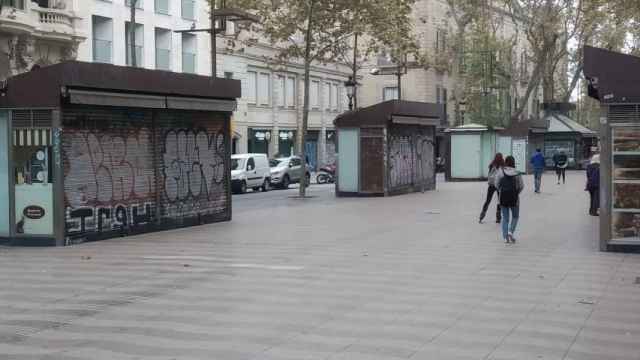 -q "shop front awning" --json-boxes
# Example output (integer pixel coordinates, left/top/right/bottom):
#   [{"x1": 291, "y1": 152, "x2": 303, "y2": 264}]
[{"x1": 0, "y1": 61, "x2": 241, "y2": 110}]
